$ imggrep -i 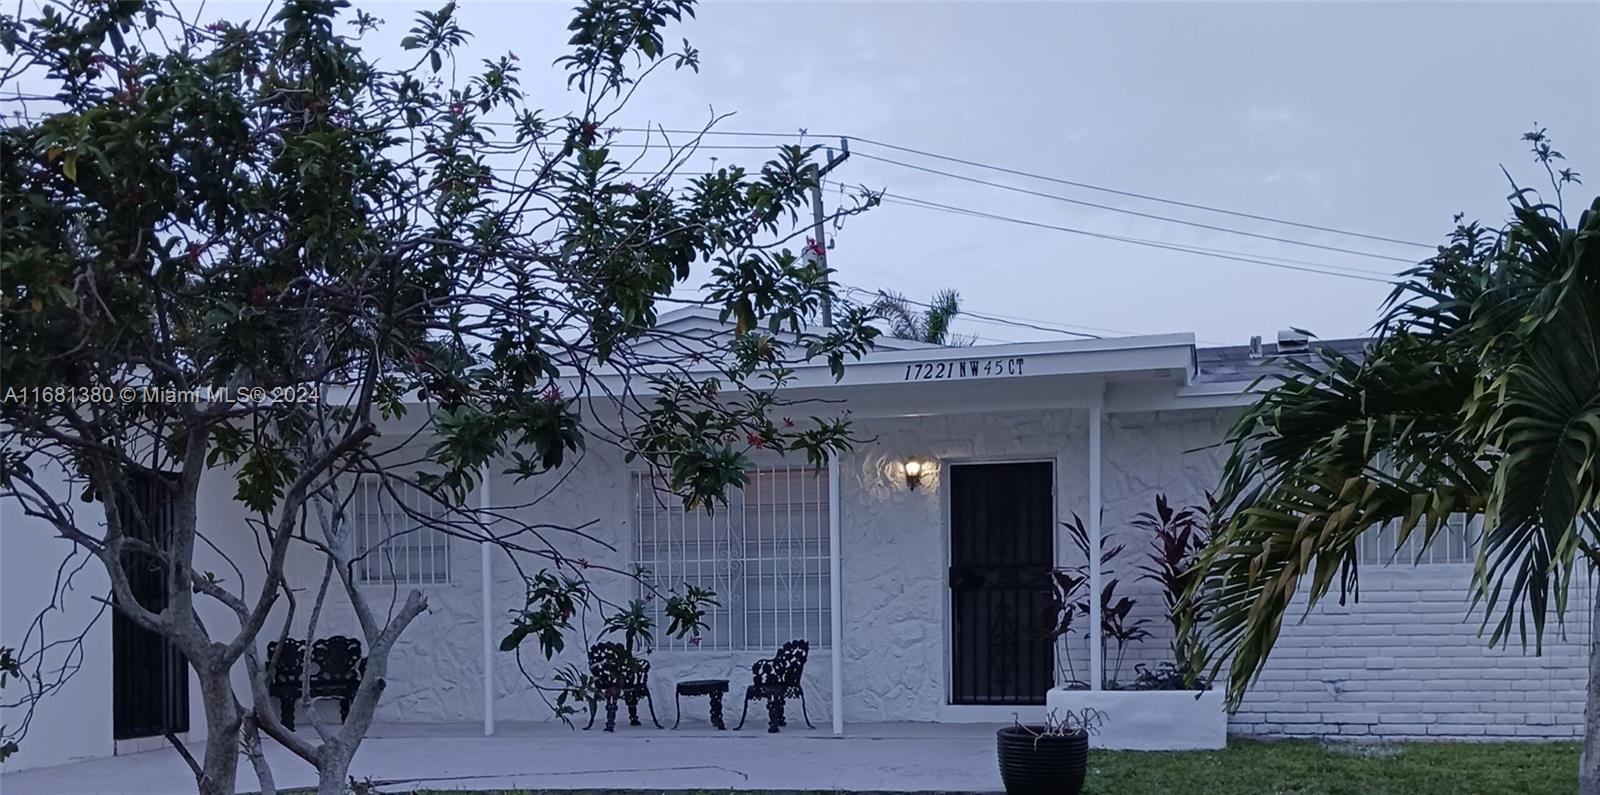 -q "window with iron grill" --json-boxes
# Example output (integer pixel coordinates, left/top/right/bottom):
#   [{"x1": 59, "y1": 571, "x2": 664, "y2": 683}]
[
  {"x1": 1357, "y1": 514, "x2": 1481, "y2": 566},
  {"x1": 633, "y1": 466, "x2": 830, "y2": 651},
  {"x1": 353, "y1": 480, "x2": 451, "y2": 584}
]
